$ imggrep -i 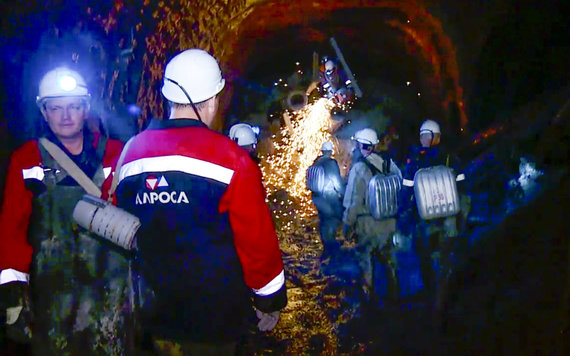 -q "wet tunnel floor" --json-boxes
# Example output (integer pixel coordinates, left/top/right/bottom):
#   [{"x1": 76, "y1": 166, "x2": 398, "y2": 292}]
[
  {"x1": 239, "y1": 178, "x2": 569, "y2": 355},
  {"x1": 239, "y1": 215, "x2": 454, "y2": 355}
]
